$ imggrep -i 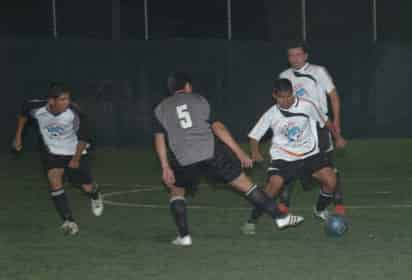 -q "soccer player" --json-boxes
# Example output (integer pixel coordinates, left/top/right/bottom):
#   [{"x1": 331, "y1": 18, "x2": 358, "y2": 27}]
[
  {"x1": 13, "y1": 83, "x2": 103, "y2": 235},
  {"x1": 153, "y1": 72, "x2": 304, "y2": 246},
  {"x1": 278, "y1": 42, "x2": 345, "y2": 212},
  {"x1": 241, "y1": 79, "x2": 346, "y2": 235}
]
